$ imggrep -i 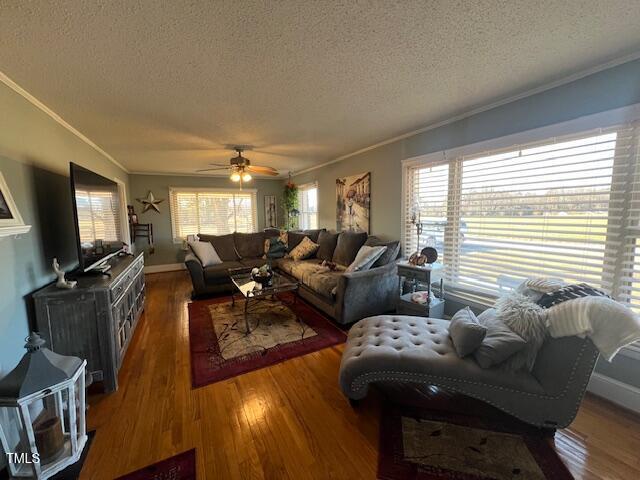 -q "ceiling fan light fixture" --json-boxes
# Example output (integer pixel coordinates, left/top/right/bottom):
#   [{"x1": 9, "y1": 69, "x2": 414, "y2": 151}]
[
  {"x1": 242, "y1": 172, "x2": 252, "y2": 182},
  {"x1": 230, "y1": 171, "x2": 241, "y2": 182}
]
